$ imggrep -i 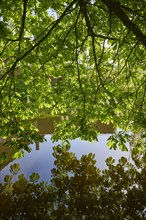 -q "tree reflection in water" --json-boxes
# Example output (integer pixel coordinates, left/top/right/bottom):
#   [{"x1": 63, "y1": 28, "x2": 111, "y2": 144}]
[{"x1": 0, "y1": 143, "x2": 146, "y2": 220}]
